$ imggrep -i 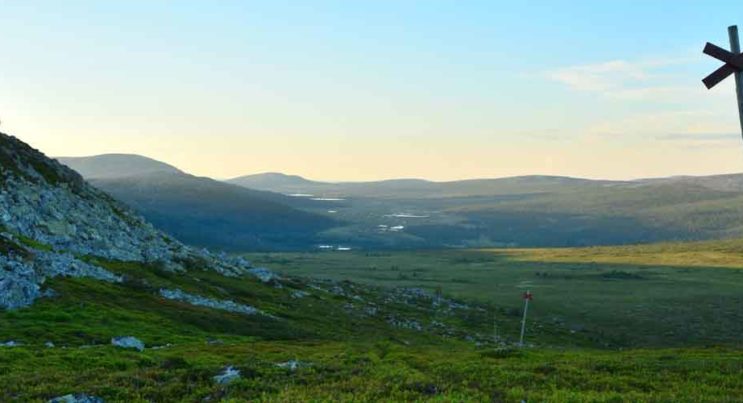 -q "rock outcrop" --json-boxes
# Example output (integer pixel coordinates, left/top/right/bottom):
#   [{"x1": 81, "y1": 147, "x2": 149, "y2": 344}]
[
  {"x1": 0, "y1": 132, "x2": 256, "y2": 309},
  {"x1": 159, "y1": 288, "x2": 263, "y2": 316}
]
